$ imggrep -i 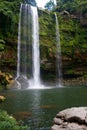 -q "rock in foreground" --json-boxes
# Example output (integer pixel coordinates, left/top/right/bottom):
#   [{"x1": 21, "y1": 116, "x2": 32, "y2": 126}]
[{"x1": 51, "y1": 107, "x2": 87, "y2": 130}]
